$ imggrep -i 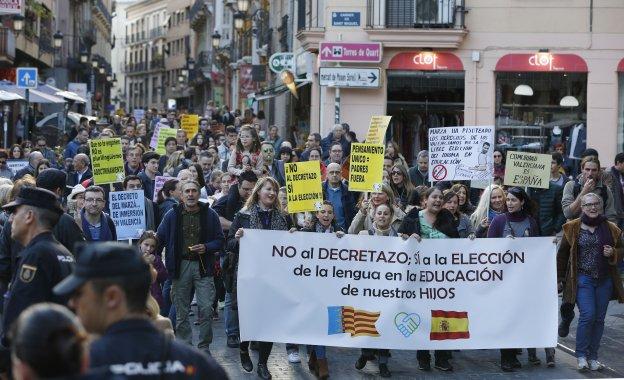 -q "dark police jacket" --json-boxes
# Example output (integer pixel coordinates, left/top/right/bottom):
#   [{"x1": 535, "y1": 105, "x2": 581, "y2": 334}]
[
  {"x1": 89, "y1": 318, "x2": 227, "y2": 379},
  {"x1": 2, "y1": 232, "x2": 74, "y2": 334}
]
